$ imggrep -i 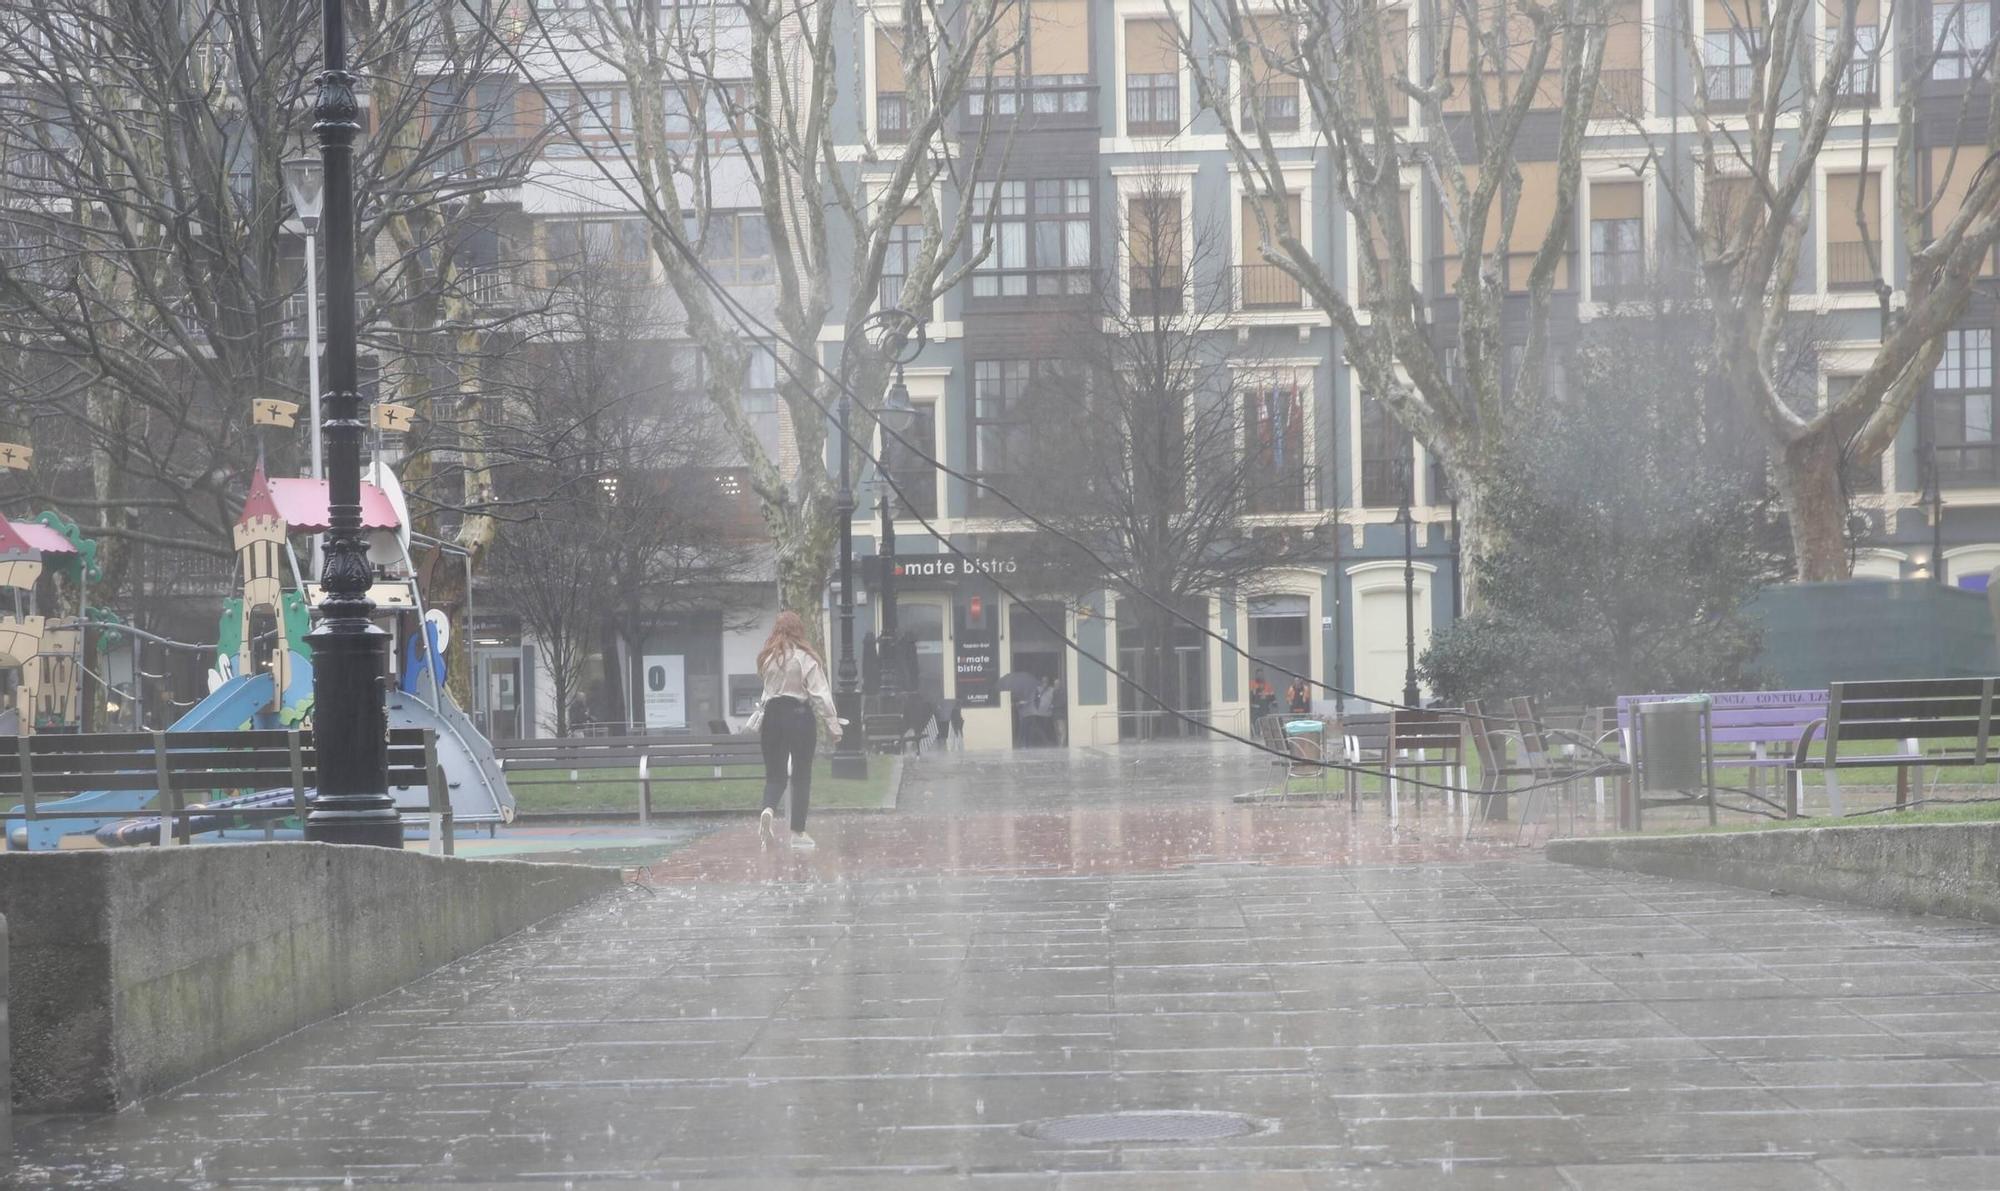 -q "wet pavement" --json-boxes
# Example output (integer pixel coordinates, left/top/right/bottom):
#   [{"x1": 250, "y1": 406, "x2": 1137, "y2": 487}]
[{"x1": 16, "y1": 743, "x2": 2000, "y2": 1187}]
